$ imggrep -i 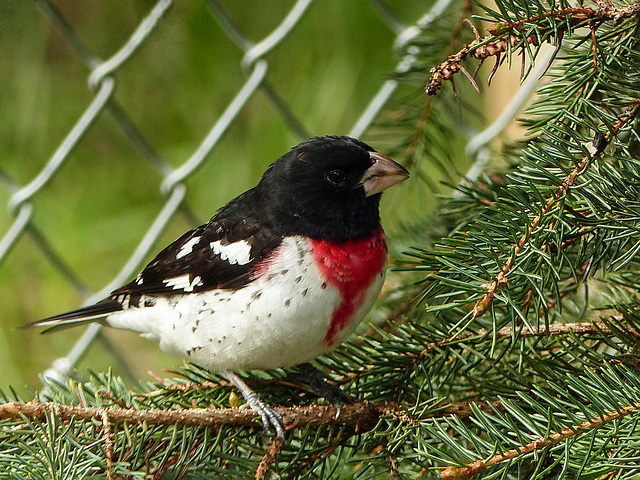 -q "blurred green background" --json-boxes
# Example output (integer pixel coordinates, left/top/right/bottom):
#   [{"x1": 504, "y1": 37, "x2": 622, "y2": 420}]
[{"x1": 0, "y1": 0, "x2": 479, "y2": 392}]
